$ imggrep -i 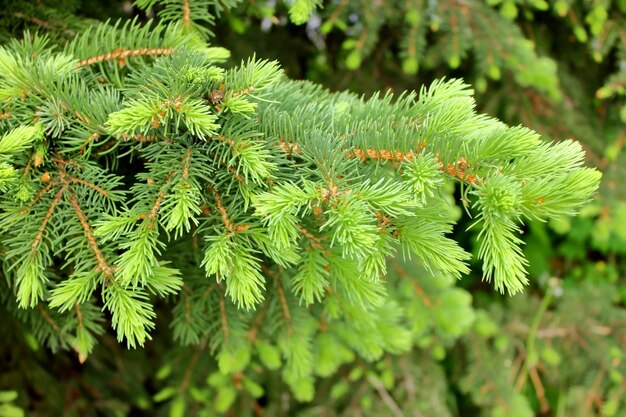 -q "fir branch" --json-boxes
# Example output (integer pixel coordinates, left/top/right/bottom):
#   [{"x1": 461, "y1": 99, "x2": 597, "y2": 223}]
[
  {"x1": 38, "y1": 304, "x2": 60, "y2": 333},
  {"x1": 182, "y1": 0, "x2": 192, "y2": 28},
  {"x1": 181, "y1": 147, "x2": 193, "y2": 179},
  {"x1": 148, "y1": 173, "x2": 174, "y2": 222},
  {"x1": 31, "y1": 186, "x2": 66, "y2": 250},
  {"x1": 276, "y1": 275, "x2": 292, "y2": 324},
  {"x1": 11, "y1": 11, "x2": 77, "y2": 37},
  {"x1": 209, "y1": 184, "x2": 233, "y2": 232},
  {"x1": 19, "y1": 180, "x2": 60, "y2": 216},
  {"x1": 393, "y1": 264, "x2": 432, "y2": 307},
  {"x1": 12, "y1": 12, "x2": 52, "y2": 30},
  {"x1": 296, "y1": 223, "x2": 326, "y2": 252},
  {"x1": 75, "y1": 47, "x2": 175, "y2": 68},
  {"x1": 278, "y1": 138, "x2": 479, "y2": 185},
  {"x1": 66, "y1": 190, "x2": 114, "y2": 278},
  {"x1": 246, "y1": 300, "x2": 269, "y2": 342},
  {"x1": 67, "y1": 177, "x2": 109, "y2": 197},
  {"x1": 177, "y1": 344, "x2": 204, "y2": 393},
  {"x1": 367, "y1": 374, "x2": 404, "y2": 417},
  {"x1": 0, "y1": 12, "x2": 607, "y2": 408},
  {"x1": 348, "y1": 148, "x2": 416, "y2": 162},
  {"x1": 219, "y1": 294, "x2": 229, "y2": 345},
  {"x1": 442, "y1": 157, "x2": 479, "y2": 185},
  {"x1": 528, "y1": 366, "x2": 549, "y2": 413}
]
